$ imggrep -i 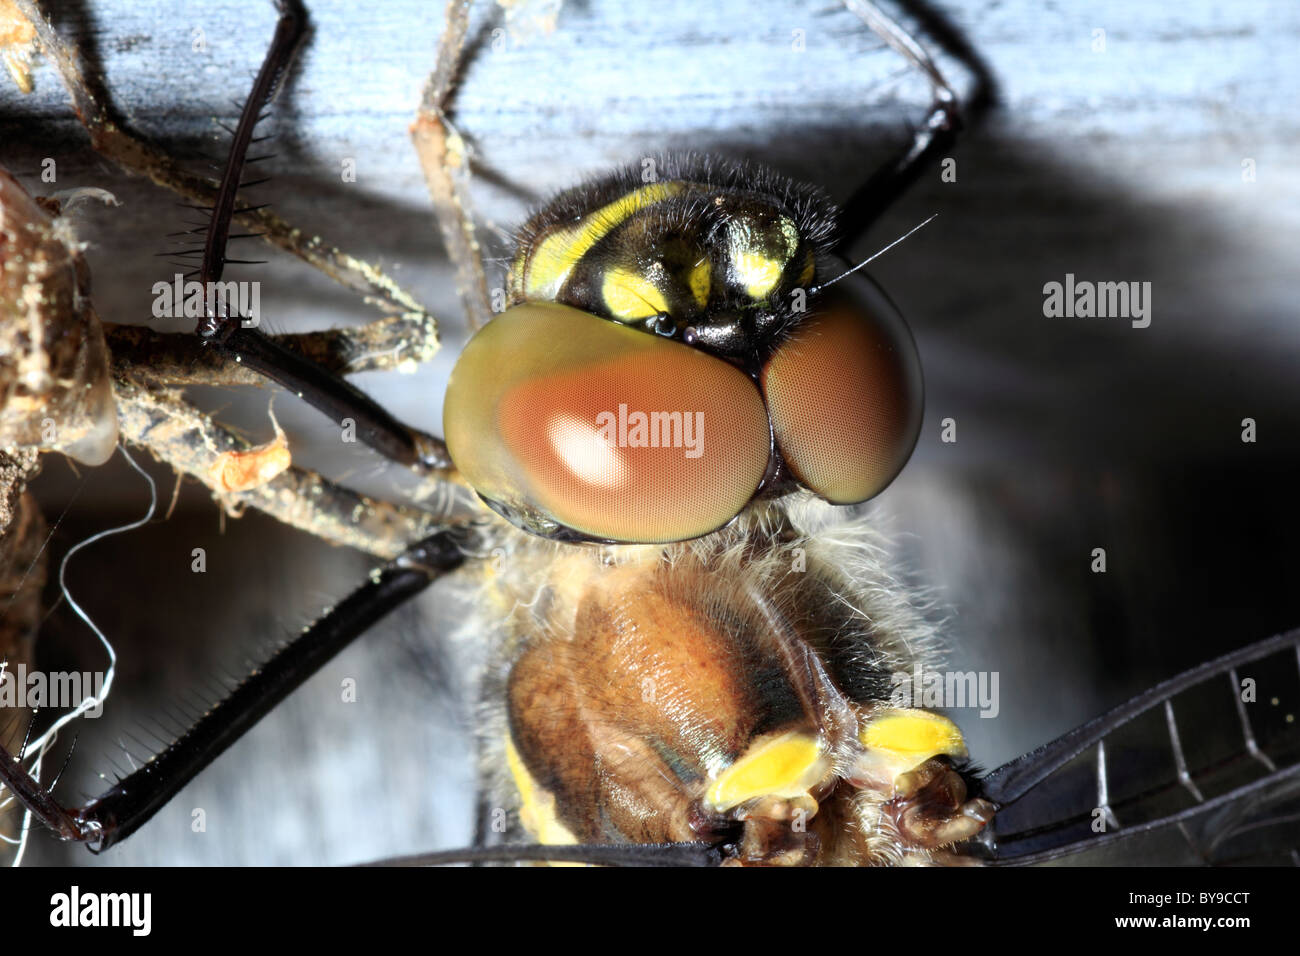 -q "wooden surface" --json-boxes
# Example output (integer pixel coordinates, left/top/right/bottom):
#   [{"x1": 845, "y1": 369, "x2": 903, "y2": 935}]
[{"x1": 2, "y1": 0, "x2": 1299, "y2": 865}]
